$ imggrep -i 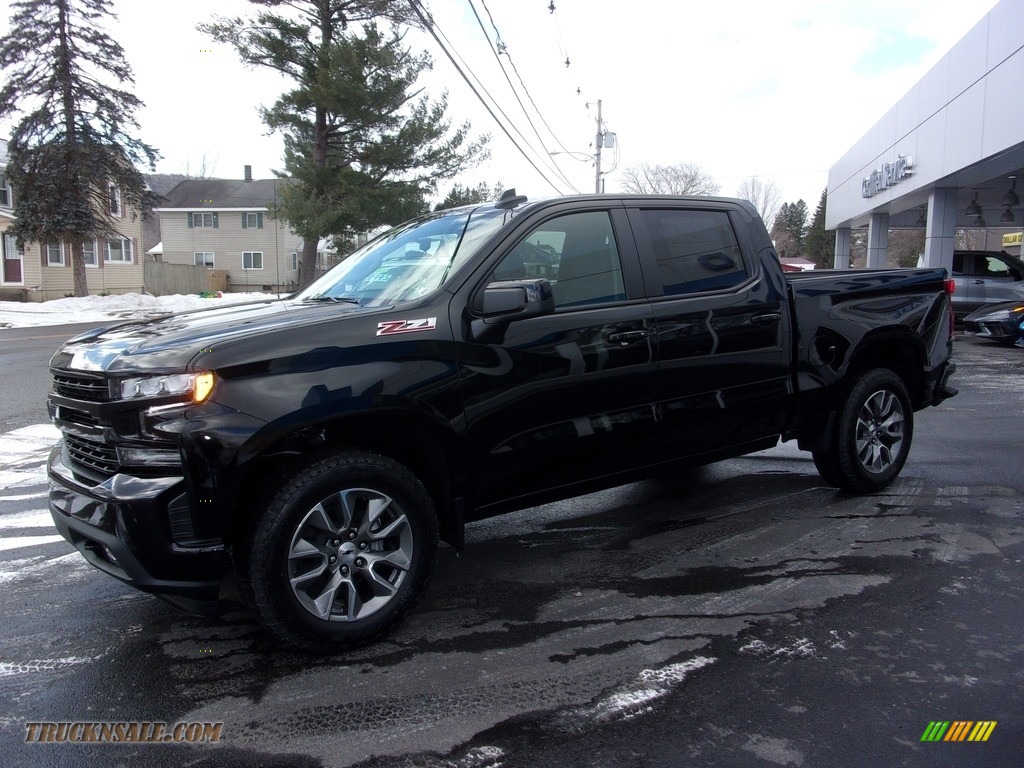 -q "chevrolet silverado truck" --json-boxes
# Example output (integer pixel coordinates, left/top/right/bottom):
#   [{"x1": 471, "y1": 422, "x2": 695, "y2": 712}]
[{"x1": 47, "y1": 192, "x2": 958, "y2": 649}]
